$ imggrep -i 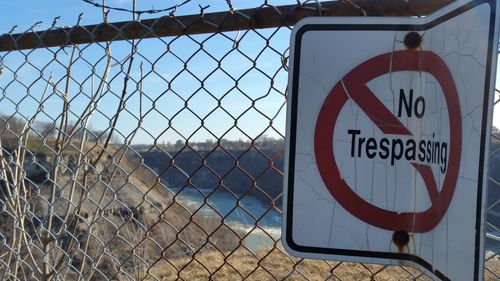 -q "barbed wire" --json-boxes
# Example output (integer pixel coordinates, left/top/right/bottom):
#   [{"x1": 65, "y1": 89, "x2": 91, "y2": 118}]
[{"x1": 82, "y1": 0, "x2": 195, "y2": 15}]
